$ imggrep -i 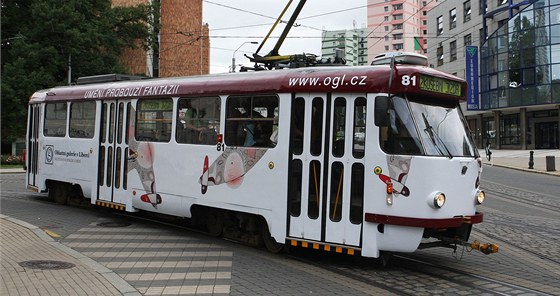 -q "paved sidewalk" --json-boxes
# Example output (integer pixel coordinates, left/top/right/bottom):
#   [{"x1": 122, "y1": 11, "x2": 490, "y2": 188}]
[
  {"x1": 479, "y1": 149, "x2": 560, "y2": 177},
  {"x1": 0, "y1": 215, "x2": 140, "y2": 296}
]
